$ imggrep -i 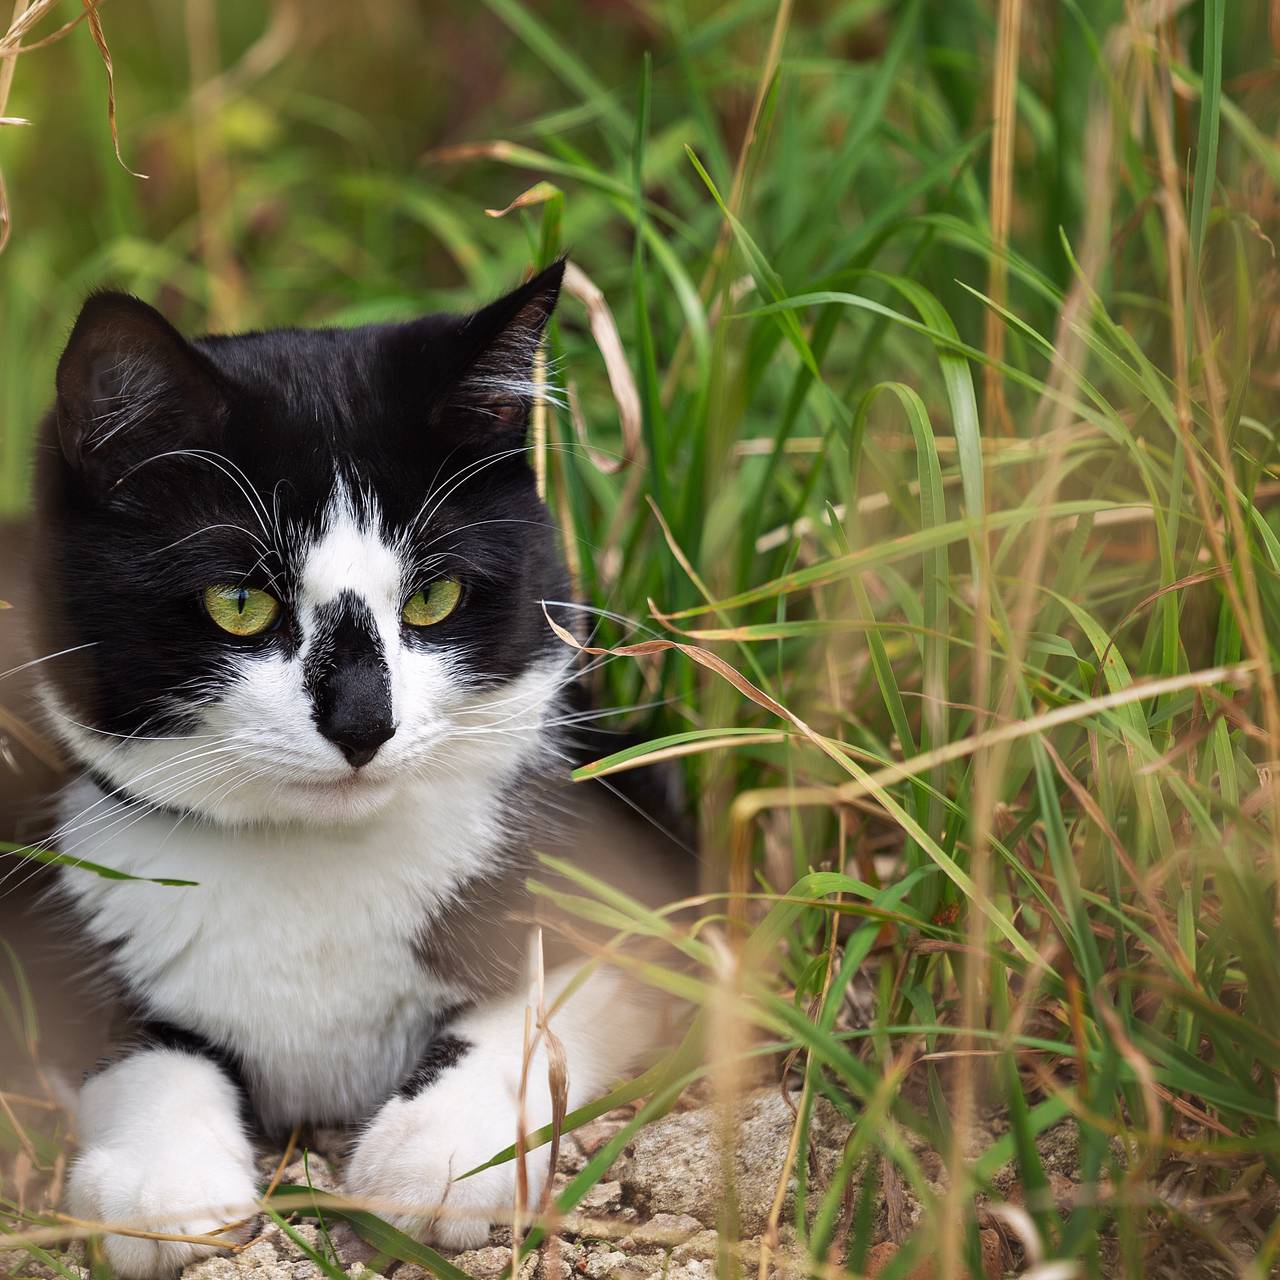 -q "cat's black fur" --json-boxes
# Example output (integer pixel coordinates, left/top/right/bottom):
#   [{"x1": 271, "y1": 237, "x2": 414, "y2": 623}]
[{"x1": 36, "y1": 261, "x2": 569, "y2": 746}]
